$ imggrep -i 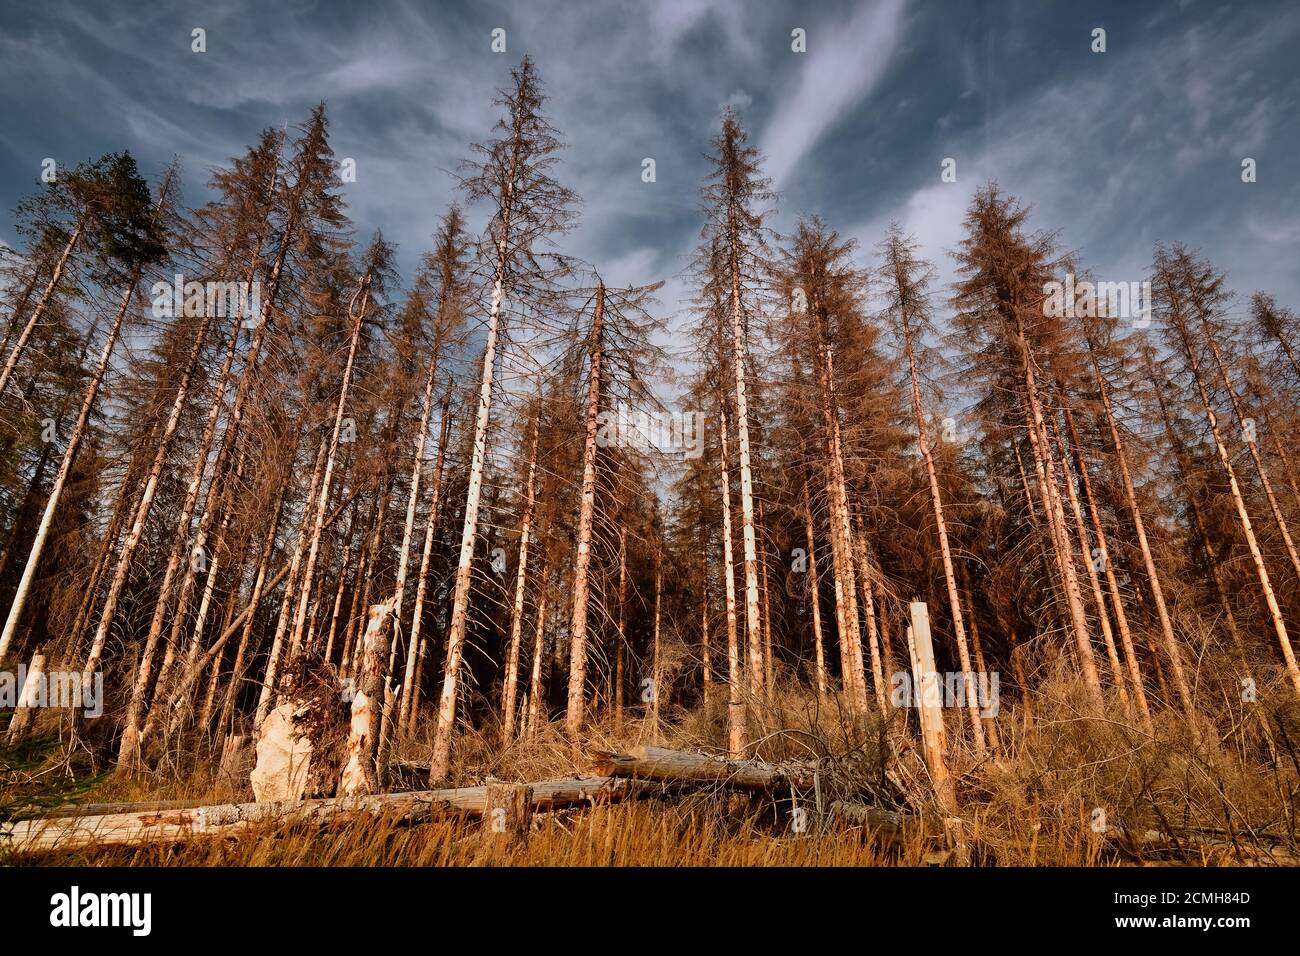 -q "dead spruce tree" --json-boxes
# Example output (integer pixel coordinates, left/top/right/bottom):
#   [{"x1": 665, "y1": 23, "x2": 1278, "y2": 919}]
[
  {"x1": 1155, "y1": 244, "x2": 1300, "y2": 698},
  {"x1": 951, "y1": 186, "x2": 1104, "y2": 710},
  {"x1": 393, "y1": 207, "x2": 471, "y2": 733},
  {"x1": 0, "y1": 155, "x2": 168, "y2": 664},
  {"x1": 694, "y1": 108, "x2": 775, "y2": 708},
  {"x1": 429, "y1": 57, "x2": 576, "y2": 782},
  {"x1": 564, "y1": 277, "x2": 664, "y2": 735},
  {"x1": 878, "y1": 224, "x2": 985, "y2": 749}
]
